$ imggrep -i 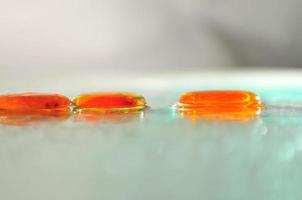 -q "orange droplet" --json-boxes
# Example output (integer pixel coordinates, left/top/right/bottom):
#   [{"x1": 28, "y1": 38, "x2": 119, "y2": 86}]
[
  {"x1": 175, "y1": 90, "x2": 263, "y2": 122},
  {"x1": 0, "y1": 93, "x2": 71, "y2": 112},
  {"x1": 73, "y1": 92, "x2": 147, "y2": 111}
]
